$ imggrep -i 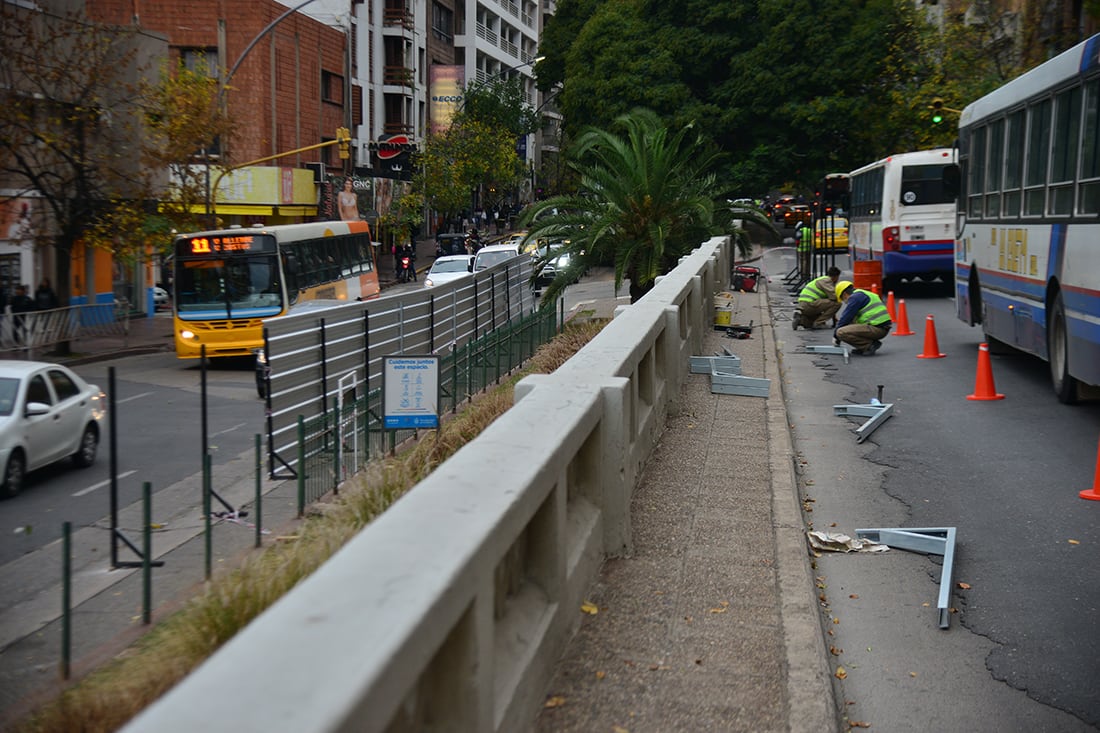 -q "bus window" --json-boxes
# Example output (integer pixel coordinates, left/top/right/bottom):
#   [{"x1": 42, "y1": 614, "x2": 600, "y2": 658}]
[{"x1": 901, "y1": 164, "x2": 954, "y2": 206}]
